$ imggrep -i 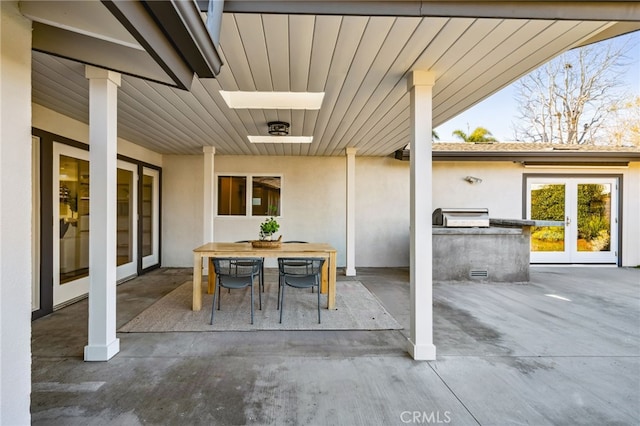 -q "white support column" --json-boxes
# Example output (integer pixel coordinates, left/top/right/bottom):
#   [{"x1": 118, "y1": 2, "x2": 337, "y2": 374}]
[
  {"x1": 84, "y1": 65, "x2": 121, "y2": 361},
  {"x1": 203, "y1": 146, "x2": 216, "y2": 243},
  {"x1": 407, "y1": 70, "x2": 436, "y2": 361},
  {"x1": 0, "y1": 2, "x2": 33, "y2": 423},
  {"x1": 345, "y1": 147, "x2": 358, "y2": 276}
]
